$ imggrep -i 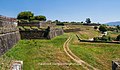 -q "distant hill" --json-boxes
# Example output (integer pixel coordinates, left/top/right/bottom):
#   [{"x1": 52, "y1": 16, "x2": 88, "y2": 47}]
[{"x1": 106, "y1": 21, "x2": 120, "y2": 26}]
